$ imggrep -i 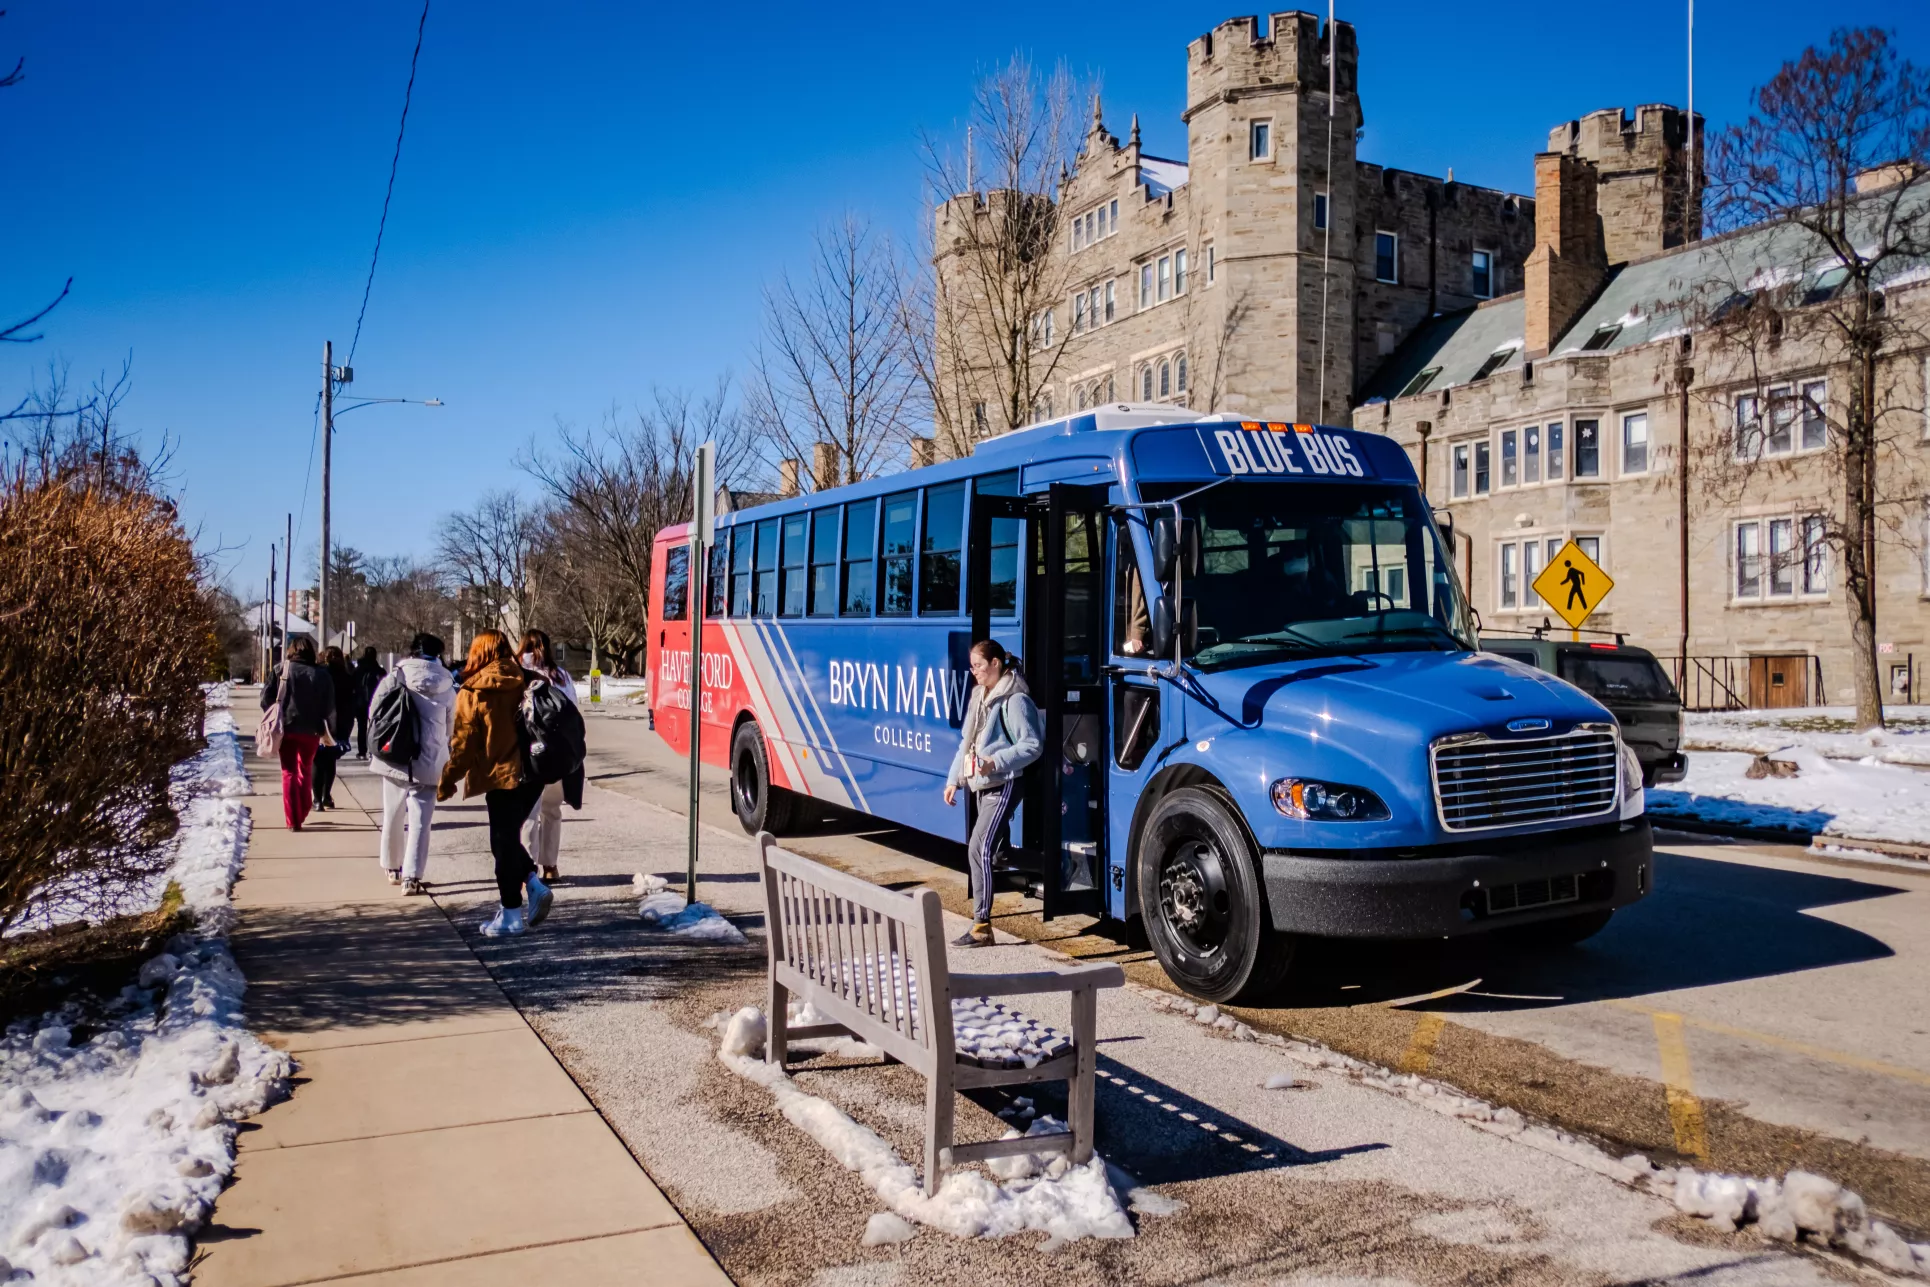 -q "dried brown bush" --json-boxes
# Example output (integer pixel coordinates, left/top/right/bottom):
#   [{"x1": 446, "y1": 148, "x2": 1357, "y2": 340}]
[{"x1": 0, "y1": 479, "x2": 214, "y2": 933}]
